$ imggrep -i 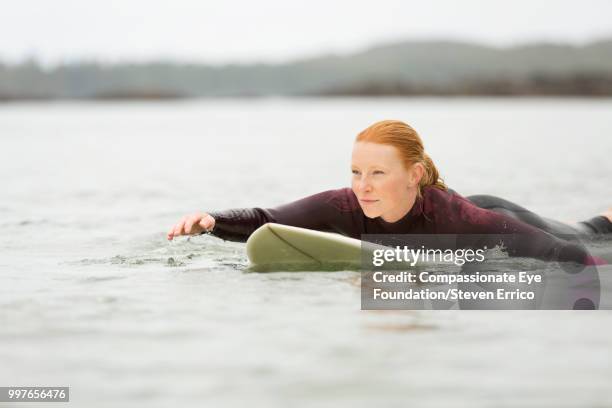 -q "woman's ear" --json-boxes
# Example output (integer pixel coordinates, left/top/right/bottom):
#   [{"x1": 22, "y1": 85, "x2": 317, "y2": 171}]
[{"x1": 411, "y1": 163, "x2": 425, "y2": 187}]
